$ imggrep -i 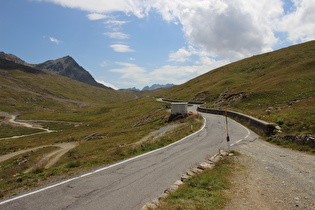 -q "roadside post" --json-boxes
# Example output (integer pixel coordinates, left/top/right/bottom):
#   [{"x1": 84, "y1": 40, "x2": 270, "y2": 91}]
[{"x1": 225, "y1": 108, "x2": 230, "y2": 153}]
